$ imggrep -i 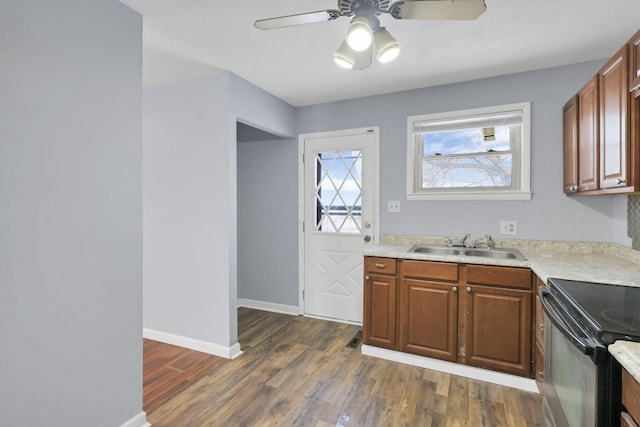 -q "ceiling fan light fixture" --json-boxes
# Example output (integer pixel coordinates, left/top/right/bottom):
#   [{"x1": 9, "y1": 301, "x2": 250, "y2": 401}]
[
  {"x1": 334, "y1": 40, "x2": 356, "y2": 69},
  {"x1": 374, "y1": 28, "x2": 400, "y2": 63},
  {"x1": 345, "y1": 15, "x2": 372, "y2": 51}
]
